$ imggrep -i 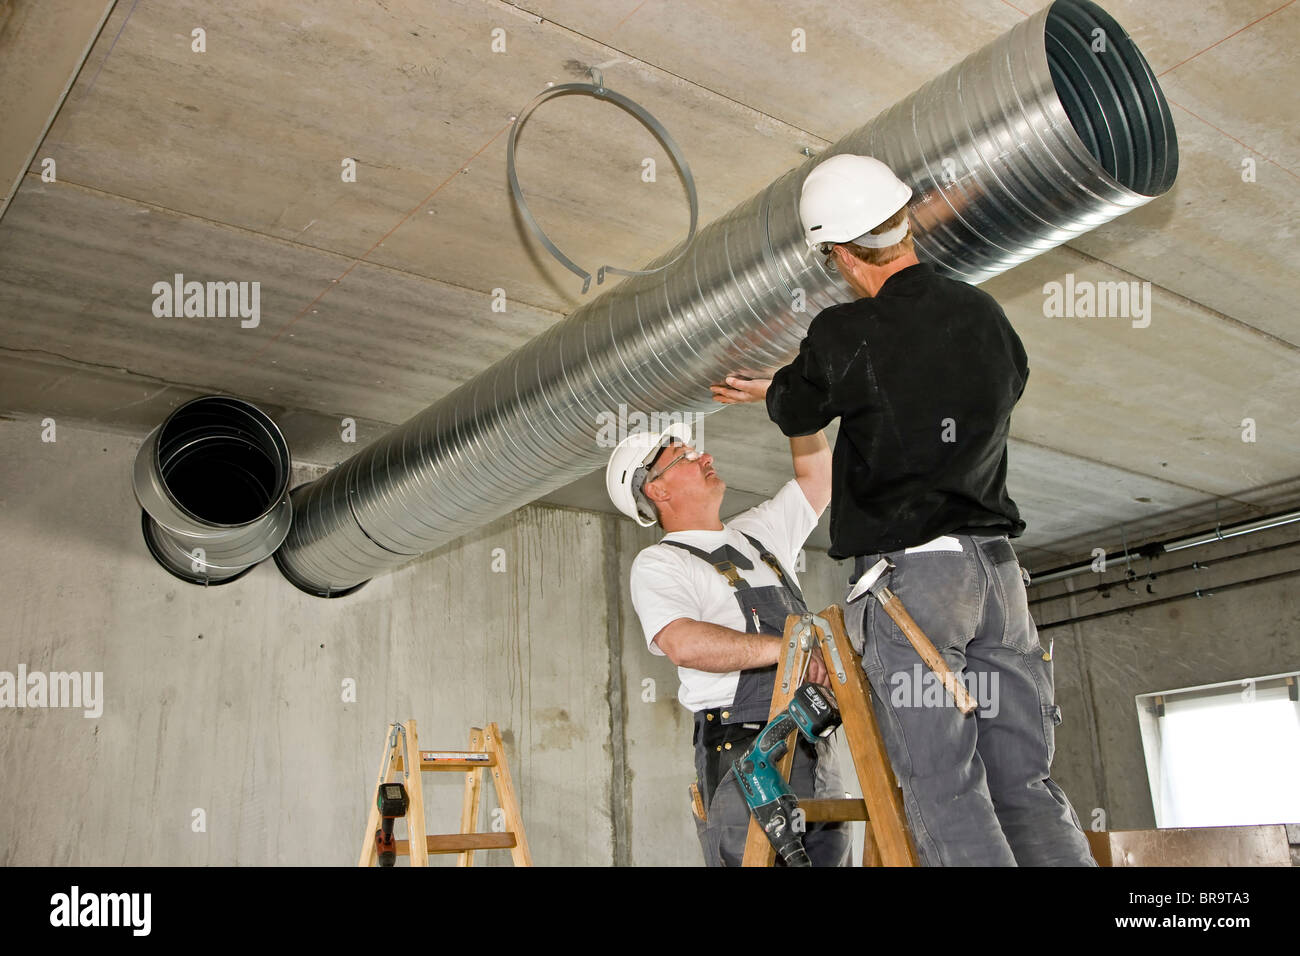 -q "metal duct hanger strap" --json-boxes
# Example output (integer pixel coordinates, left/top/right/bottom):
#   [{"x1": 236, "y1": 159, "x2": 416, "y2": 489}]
[{"x1": 506, "y1": 68, "x2": 699, "y2": 293}]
